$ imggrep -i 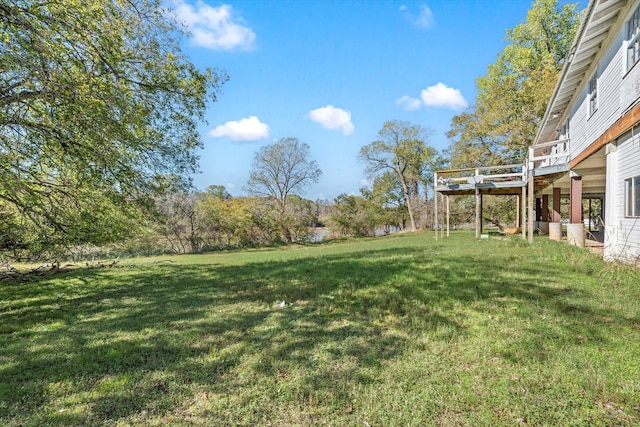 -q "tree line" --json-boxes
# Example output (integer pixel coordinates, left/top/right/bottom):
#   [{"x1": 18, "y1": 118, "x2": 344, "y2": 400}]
[{"x1": 0, "y1": 0, "x2": 581, "y2": 261}]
